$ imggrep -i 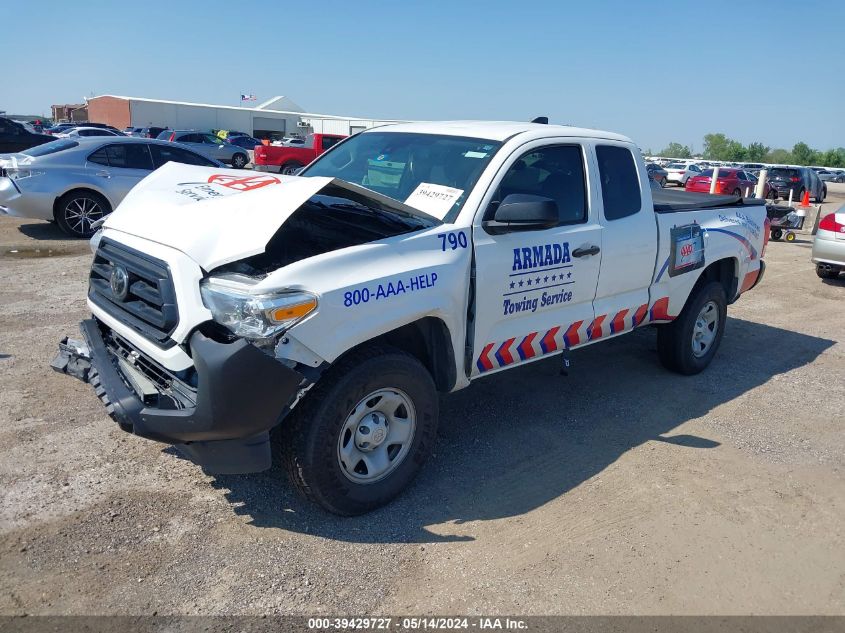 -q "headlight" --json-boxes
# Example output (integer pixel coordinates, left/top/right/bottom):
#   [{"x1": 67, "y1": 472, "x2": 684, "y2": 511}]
[{"x1": 200, "y1": 274, "x2": 317, "y2": 341}]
